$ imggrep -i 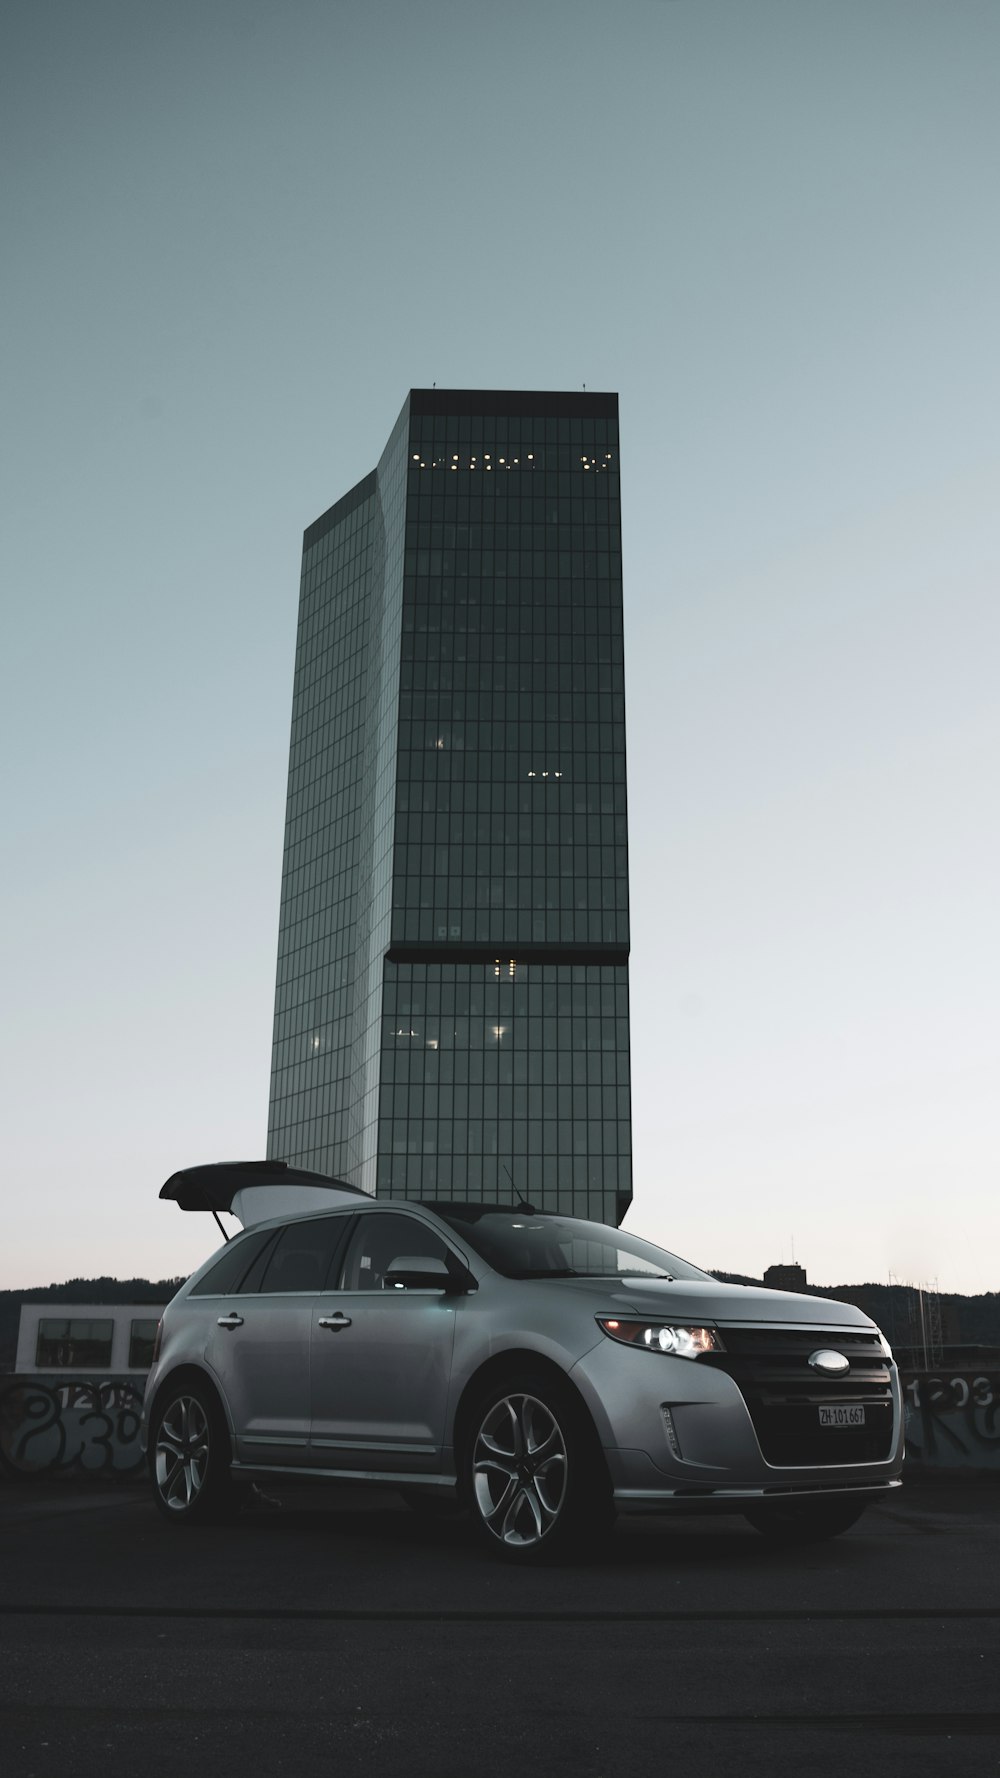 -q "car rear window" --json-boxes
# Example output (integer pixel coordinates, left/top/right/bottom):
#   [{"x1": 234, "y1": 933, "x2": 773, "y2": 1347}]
[{"x1": 189, "y1": 1227, "x2": 277, "y2": 1296}]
